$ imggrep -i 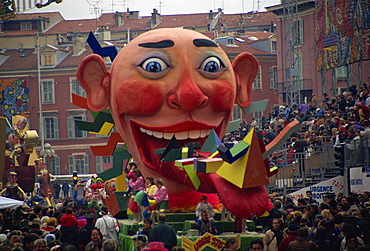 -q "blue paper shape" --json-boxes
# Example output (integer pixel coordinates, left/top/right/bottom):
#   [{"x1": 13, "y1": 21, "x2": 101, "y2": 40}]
[{"x1": 87, "y1": 32, "x2": 118, "y2": 61}]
